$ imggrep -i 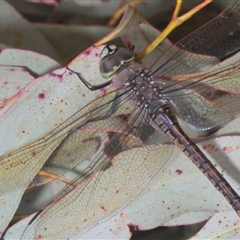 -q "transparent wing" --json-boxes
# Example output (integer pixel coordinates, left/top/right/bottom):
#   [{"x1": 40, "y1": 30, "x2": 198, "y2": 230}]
[
  {"x1": 160, "y1": 51, "x2": 240, "y2": 132},
  {"x1": 142, "y1": 0, "x2": 240, "y2": 133},
  {"x1": 21, "y1": 87, "x2": 173, "y2": 239},
  {"x1": 0, "y1": 89, "x2": 118, "y2": 197}
]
